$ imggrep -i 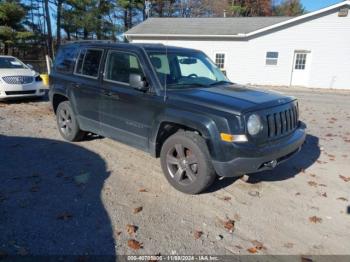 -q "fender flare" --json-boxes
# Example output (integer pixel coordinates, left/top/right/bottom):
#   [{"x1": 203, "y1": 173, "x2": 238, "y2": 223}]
[{"x1": 149, "y1": 108, "x2": 223, "y2": 159}]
